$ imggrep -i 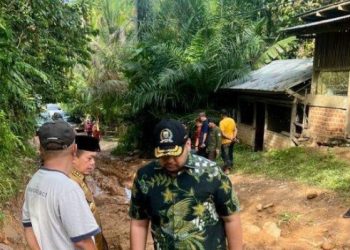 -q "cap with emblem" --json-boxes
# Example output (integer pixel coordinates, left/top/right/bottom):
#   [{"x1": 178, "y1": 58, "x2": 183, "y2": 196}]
[
  {"x1": 154, "y1": 119, "x2": 188, "y2": 158},
  {"x1": 38, "y1": 120, "x2": 75, "y2": 150},
  {"x1": 75, "y1": 135, "x2": 100, "y2": 152}
]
